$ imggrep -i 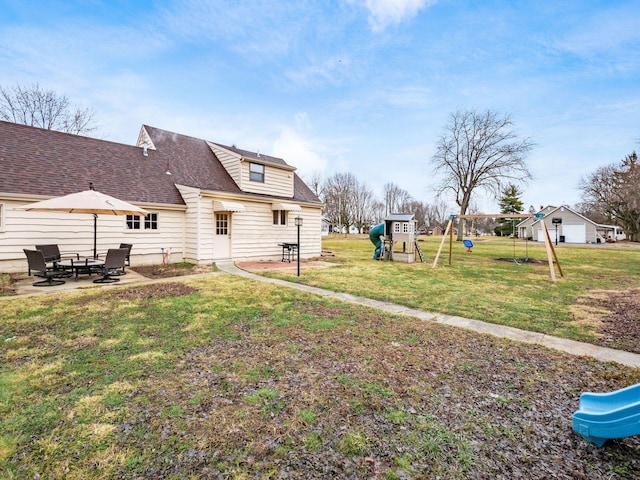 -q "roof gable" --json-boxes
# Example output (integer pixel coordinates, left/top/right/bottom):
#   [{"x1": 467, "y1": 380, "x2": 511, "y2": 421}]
[{"x1": 526, "y1": 205, "x2": 598, "y2": 227}]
